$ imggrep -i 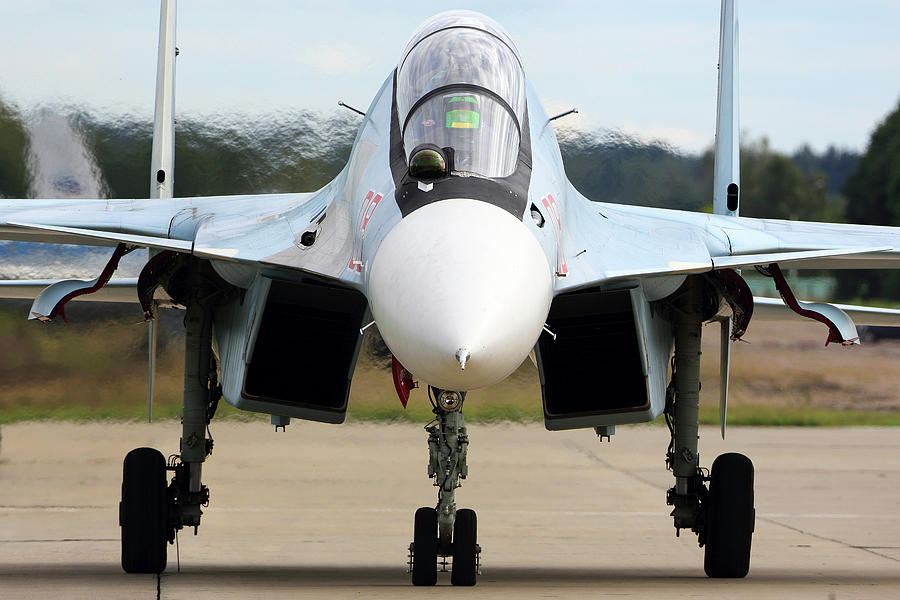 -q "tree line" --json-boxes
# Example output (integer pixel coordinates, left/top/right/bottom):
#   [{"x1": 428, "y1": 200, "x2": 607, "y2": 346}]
[{"x1": 1, "y1": 97, "x2": 898, "y2": 300}]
